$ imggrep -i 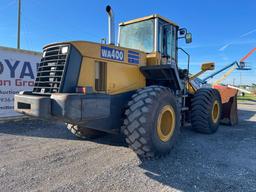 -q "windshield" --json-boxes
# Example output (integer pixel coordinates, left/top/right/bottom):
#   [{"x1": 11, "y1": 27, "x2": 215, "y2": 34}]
[{"x1": 119, "y1": 19, "x2": 154, "y2": 53}]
